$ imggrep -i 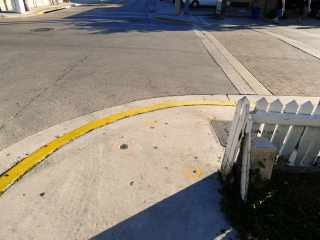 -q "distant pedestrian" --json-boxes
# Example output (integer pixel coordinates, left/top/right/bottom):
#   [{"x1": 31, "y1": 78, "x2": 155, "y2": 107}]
[
  {"x1": 297, "y1": 0, "x2": 311, "y2": 24},
  {"x1": 273, "y1": 0, "x2": 285, "y2": 24}
]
